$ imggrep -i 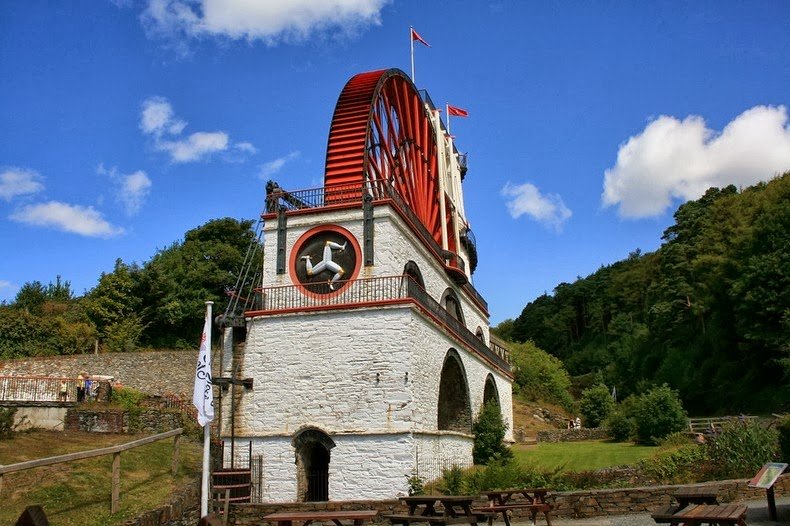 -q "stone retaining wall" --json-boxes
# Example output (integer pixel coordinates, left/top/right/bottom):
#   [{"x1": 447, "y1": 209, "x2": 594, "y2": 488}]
[
  {"x1": 0, "y1": 351, "x2": 203, "y2": 398},
  {"x1": 65, "y1": 408, "x2": 185, "y2": 434},
  {"x1": 228, "y1": 475, "x2": 789, "y2": 524},
  {"x1": 123, "y1": 481, "x2": 201, "y2": 526},
  {"x1": 536, "y1": 428, "x2": 609, "y2": 443}
]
